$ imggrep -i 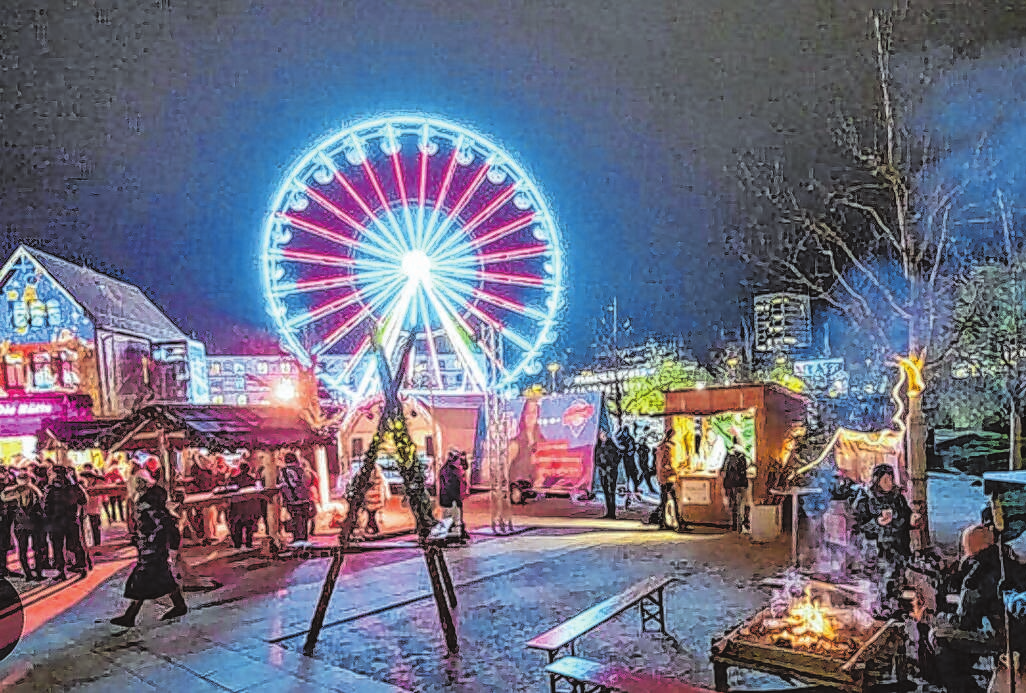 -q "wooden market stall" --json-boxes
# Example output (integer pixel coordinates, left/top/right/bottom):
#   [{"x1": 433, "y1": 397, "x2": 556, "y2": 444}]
[{"x1": 661, "y1": 383, "x2": 808, "y2": 526}]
